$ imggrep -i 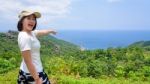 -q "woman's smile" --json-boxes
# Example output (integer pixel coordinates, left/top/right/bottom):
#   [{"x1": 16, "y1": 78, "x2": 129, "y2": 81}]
[{"x1": 28, "y1": 23, "x2": 34, "y2": 28}]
